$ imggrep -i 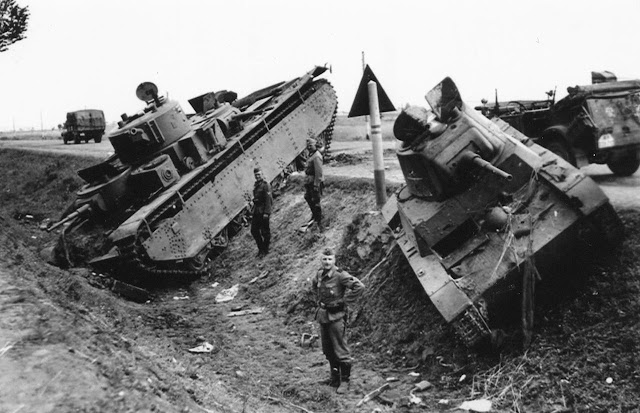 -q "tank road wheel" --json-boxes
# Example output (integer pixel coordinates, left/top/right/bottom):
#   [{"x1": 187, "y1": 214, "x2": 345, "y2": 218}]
[
  {"x1": 186, "y1": 248, "x2": 212, "y2": 272},
  {"x1": 607, "y1": 153, "x2": 640, "y2": 176}
]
